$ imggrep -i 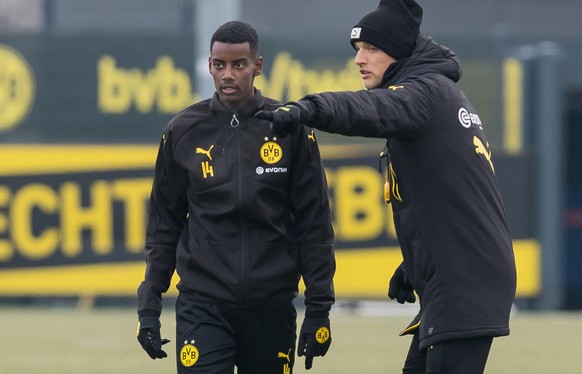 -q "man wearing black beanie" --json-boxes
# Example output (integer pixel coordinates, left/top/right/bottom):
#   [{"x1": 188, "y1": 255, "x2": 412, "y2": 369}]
[
  {"x1": 350, "y1": 0, "x2": 422, "y2": 60},
  {"x1": 257, "y1": 0, "x2": 517, "y2": 373}
]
